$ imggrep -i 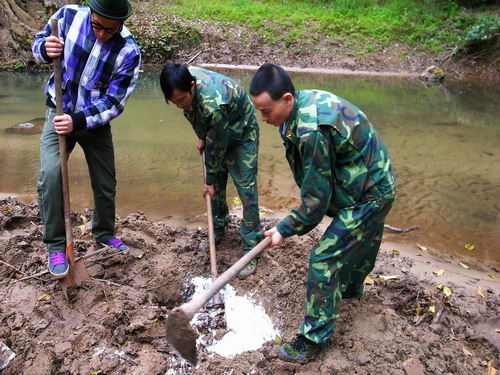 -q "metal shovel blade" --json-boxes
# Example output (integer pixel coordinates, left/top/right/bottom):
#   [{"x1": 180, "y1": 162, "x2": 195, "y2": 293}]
[
  {"x1": 59, "y1": 243, "x2": 90, "y2": 300},
  {"x1": 166, "y1": 309, "x2": 198, "y2": 365}
]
